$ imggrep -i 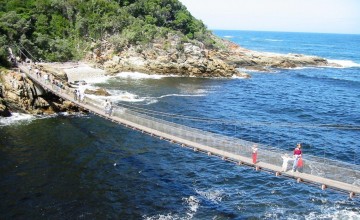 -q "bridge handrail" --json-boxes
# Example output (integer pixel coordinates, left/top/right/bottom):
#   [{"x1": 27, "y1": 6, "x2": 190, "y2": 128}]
[{"x1": 20, "y1": 64, "x2": 360, "y2": 187}]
